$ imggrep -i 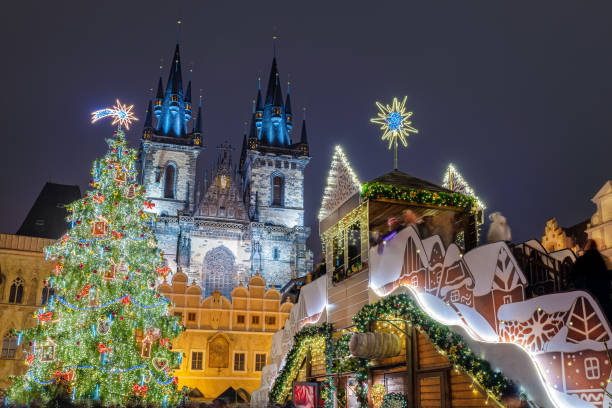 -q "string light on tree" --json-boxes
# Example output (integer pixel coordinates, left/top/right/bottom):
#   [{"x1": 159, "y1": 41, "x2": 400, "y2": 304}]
[
  {"x1": 91, "y1": 99, "x2": 138, "y2": 130},
  {"x1": 370, "y1": 96, "x2": 418, "y2": 170},
  {"x1": 7, "y1": 103, "x2": 184, "y2": 406}
]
